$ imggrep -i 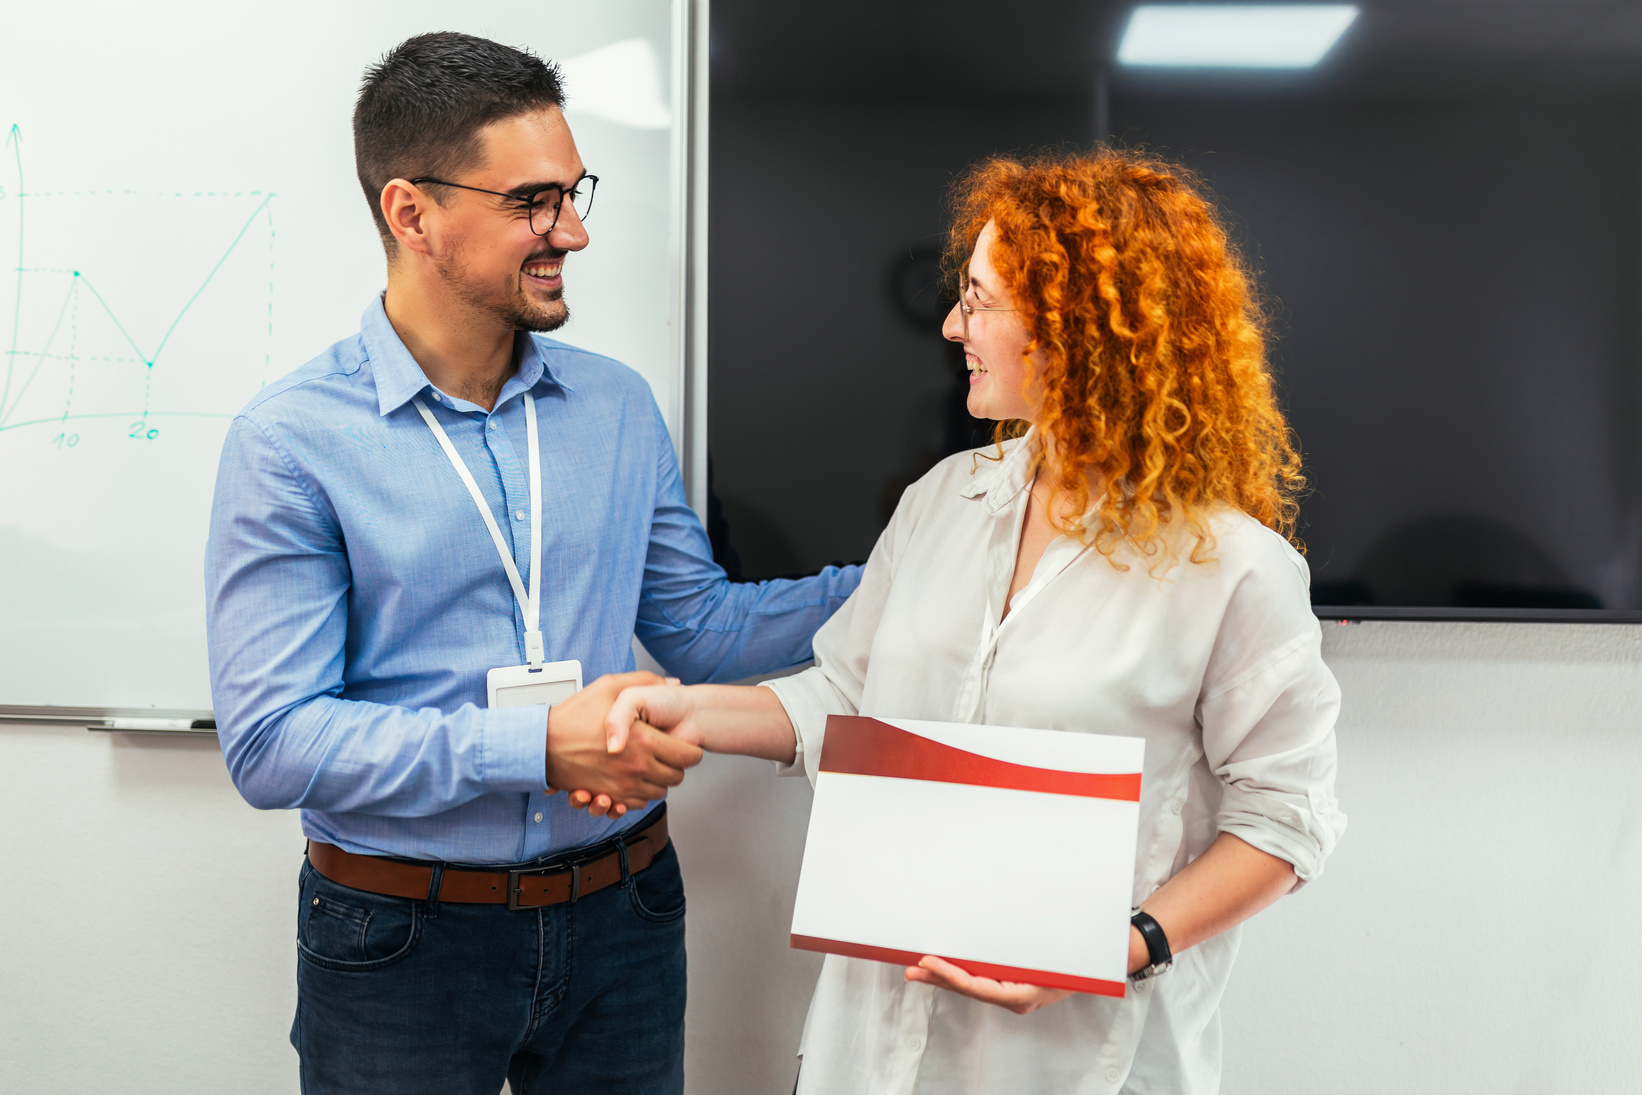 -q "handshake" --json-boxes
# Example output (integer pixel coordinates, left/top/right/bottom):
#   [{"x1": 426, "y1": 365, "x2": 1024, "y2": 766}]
[
  {"x1": 542, "y1": 671, "x2": 710, "y2": 819},
  {"x1": 544, "y1": 670, "x2": 797, "y2": 816}
]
